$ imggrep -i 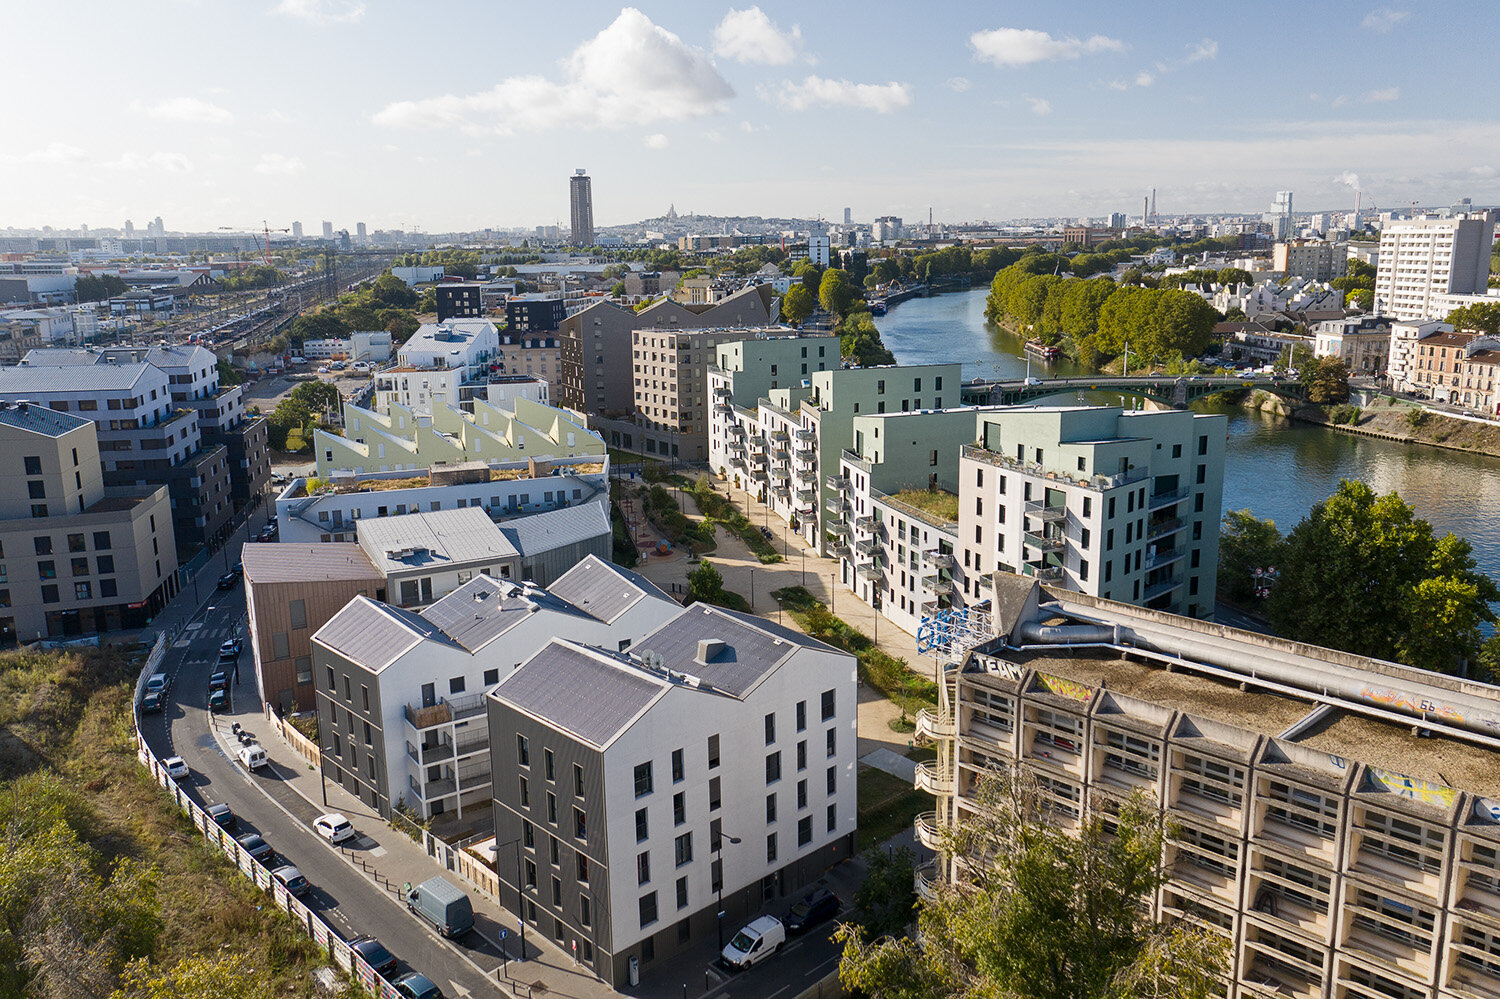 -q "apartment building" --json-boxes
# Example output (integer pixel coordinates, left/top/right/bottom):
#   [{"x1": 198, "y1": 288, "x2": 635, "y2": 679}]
[
  {"x1": 1387, "y1": 320, "x2": 1455, "y2": 394},
  {"x1": 506, "y1": 296, "x2": 566, "y2": 333},
  {"x1": 1402, "y1": 330, "x2": 1500, "y2": 412},
  {"x1": 1313, "y1": 316, "x2": 1393, "y2": 377},
  {"x1": 487, "y1": 603, "x2": 858, "y2": 988},
  {"x1": 558, "y1": 286, "x2": 779, "y2": 422},
  {"x1": 274, "y1": 457, "x2": 607, "y2": 544},
  {"x1": 1375, "y1": 212, "x2": 1498, "y2": 320},
  {"x1": 711, "y1": 361, "x2": 963, "y2": 553},
  {"x1": 436, "y1": 284, "x2": 484, "y2": 321},
  {"x1": 920, "y1": 578, "x2": 1500, "y2": 999},
  {"x1": 242, "y1": 542, "x2": 384, "y2": 714},
  {"x1": 0, "y1": 353, "x2": 234, "y2": 553},
  {"x1": 494, "y1": 330, "x2": 562, "y2": 385},
  {"x1": 374, "y1": 319, "x2": 500, "y2": 415},
  {"x1": 315, "y1": 396, "x2": 602, "y2": 477},
  {"x1": 632, "y1": 327, "x2": 772, "y2": 462},
  {"x1": 311, "y1": 557, "x2": 681, "y2": 819},
  {"x1": 0, "y1": 401, "x2": 177, "y2": 643},
  {"x1": 1273, "y1": 239, "x2": 1349, "y2": 282}
]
